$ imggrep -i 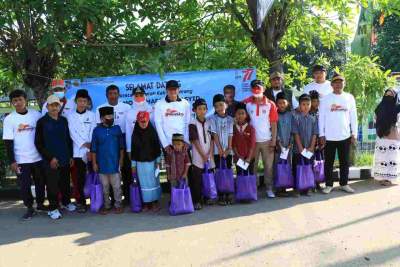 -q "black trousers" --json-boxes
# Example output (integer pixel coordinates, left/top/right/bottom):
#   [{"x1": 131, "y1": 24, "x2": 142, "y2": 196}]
[
  {"x1": 121, "y1": 151, "x2": 131, "y2": 202},
  {"x1": 73, "y1": 158, "x2": 87, "y2": 205},
  {"x1": 17, "y1": 161, "x2": 45, "y2": 209},
  {"x1": 44, "y1": 164, "x2": 71, "y2": 210},
  {"x1": 189, "y1": 165, "x2": 204, "y2": 204},
  {"x1": 324, "y1": 138, "x2": 351, "y2": 187}
]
